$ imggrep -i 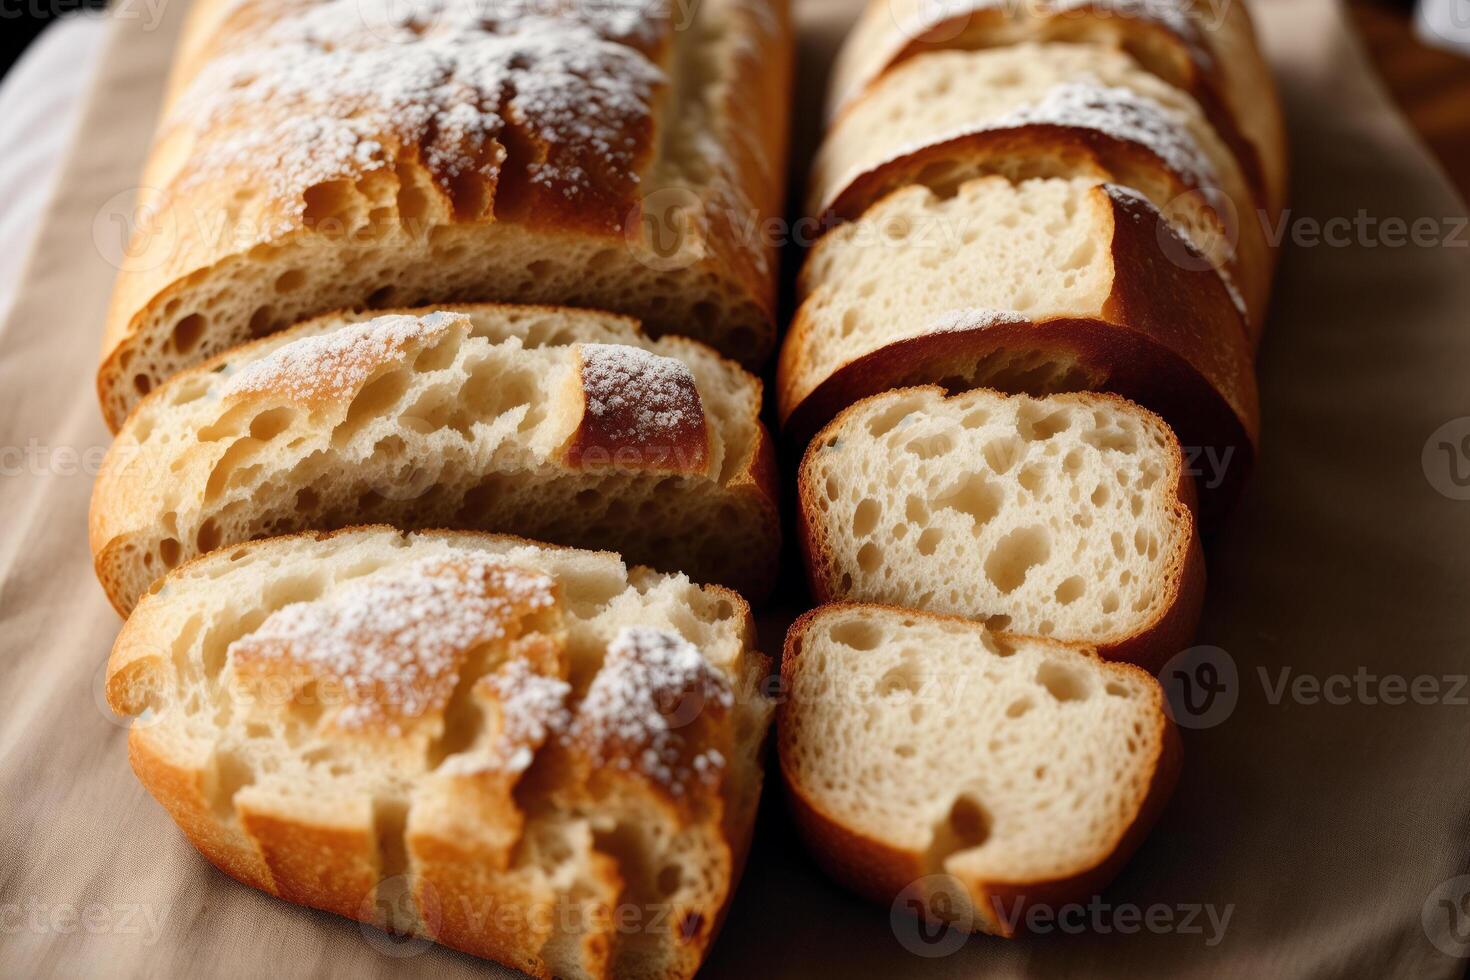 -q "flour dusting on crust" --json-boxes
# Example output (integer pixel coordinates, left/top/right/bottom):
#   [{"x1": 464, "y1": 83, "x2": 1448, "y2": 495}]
[
  {"x1": 927, "y1": 308, "x2": 1030, "y2": 334},
  {"x1": 228, "y1": 553, "x2": 557, "y2": 730},
  {"x1": 579, "y1": 343, "x2": 707, "y2": 449},
  {"x1": 168, "y1": 0, "x2": 670, "y2": 222},
  {"x1": 222, "y1": 311, "x2": 466, "y2": 401},
  {"x1": 894, "y1": 0, "x2": 1208, "y2": 67},
  {"x1": 441, "y1": 658, "x2": 574, "y2": 775},
  {"x1": 992, "y1": 80, "x2": 1218, "y2": 190},
  {"x1": 571, "y1": 625, "x2": 732, "y2": 795}
]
